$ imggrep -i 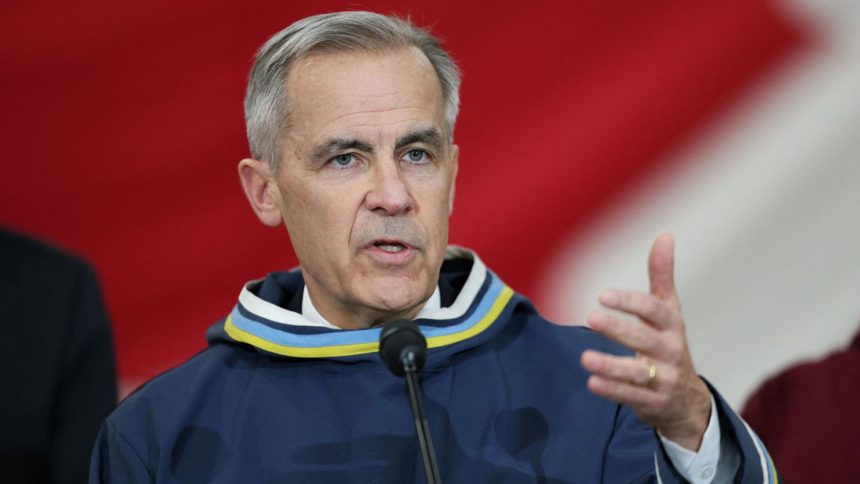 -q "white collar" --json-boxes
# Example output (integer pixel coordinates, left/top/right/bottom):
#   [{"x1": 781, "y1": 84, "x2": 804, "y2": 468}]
[{"x1": 301, "y1": 285, "x2": 442, "y2": 330}]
